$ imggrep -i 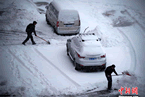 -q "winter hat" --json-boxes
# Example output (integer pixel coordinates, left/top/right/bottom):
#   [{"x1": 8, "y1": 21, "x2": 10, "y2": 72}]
[
  {"x1": 33, "y1": 21, "x2": 37, "y2": 24},
  {"x1": 112, "y1": 64, "x2": 115, "y2": 67}
]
